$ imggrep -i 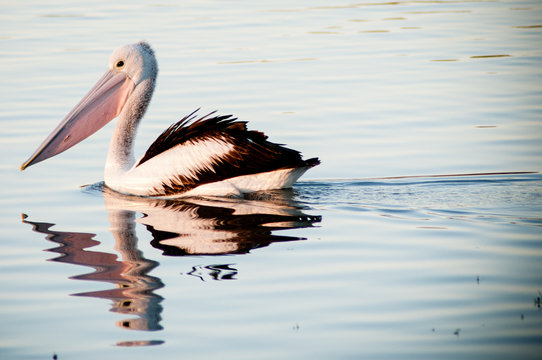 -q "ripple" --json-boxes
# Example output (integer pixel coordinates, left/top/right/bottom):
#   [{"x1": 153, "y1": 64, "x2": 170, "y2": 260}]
[
  {"x1": 38, "y1": 13, "x2": 85, "y2": 18},
  {"x1": 116, "y1": 340, "x2": 165, "y2": 347},
  {"x1": 218, "y1": 58, "x2": 317, "y2": 65},
  {"x1": 307, "y1": 31, "x2": 341, "y2": 35},
  {"x1": 470, "y1": 54, "x2": 512, "y2": 59},
  {"x1": 513, "y1": 25, "x2": 542, "y2": 29},
  {"x1": 359, "y1": 30, "x2": 390, "y2": 33},
  {"x1": 403, "y1": 10, "x2": 472, "y2": 14}
]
